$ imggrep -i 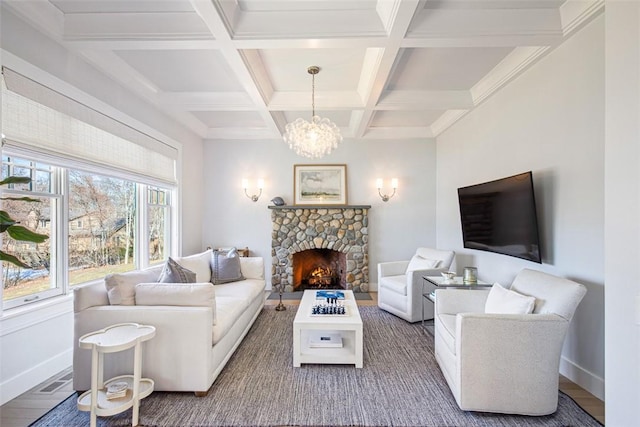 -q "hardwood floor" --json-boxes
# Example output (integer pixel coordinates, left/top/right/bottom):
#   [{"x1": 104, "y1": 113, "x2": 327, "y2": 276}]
[
  {"x1": 0, "y1": 367, "x2": 74, "y2": 427},
  {"x1": 1, "y1": 292, "x2": 603, "y2": 426}
]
